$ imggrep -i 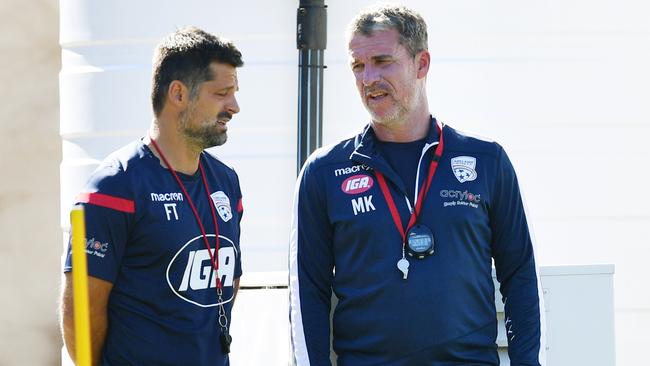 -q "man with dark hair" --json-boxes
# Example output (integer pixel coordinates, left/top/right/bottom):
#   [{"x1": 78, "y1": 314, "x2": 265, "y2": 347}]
[
  {"x1": 61, "y1": 27, "x2": 244, "y2": 365},
  {"x1": 290, "y1": 4, "x2": 546, "y2": 365}
]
